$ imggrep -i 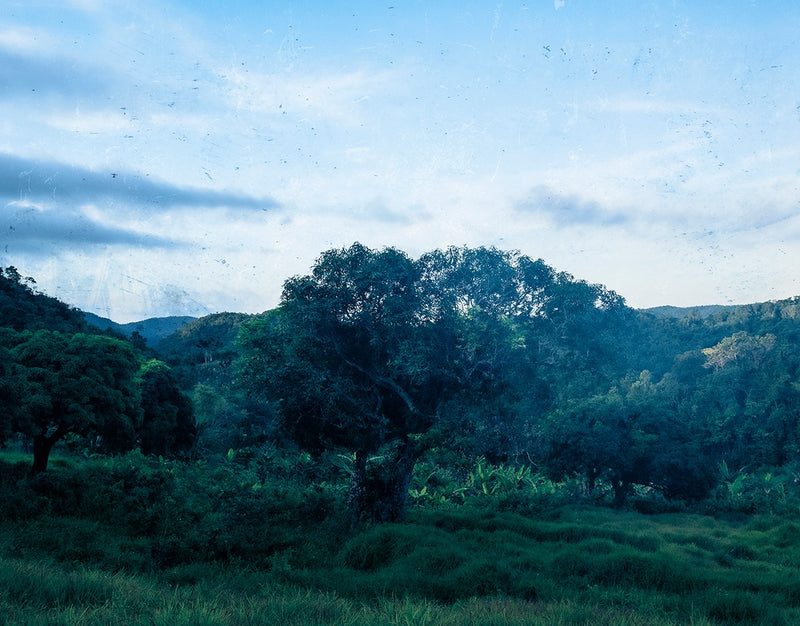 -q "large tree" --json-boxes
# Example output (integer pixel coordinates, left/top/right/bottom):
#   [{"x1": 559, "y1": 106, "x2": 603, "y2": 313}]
[
  {"x1": 239, "y1": 243, "x2": 627, "y2": 521},
  {"x1": 4, "y1": 329, "x2": 142, "y2": 472},
  {"x1": 240, "y1": 244, "x2": 452, "y2": 522}
]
